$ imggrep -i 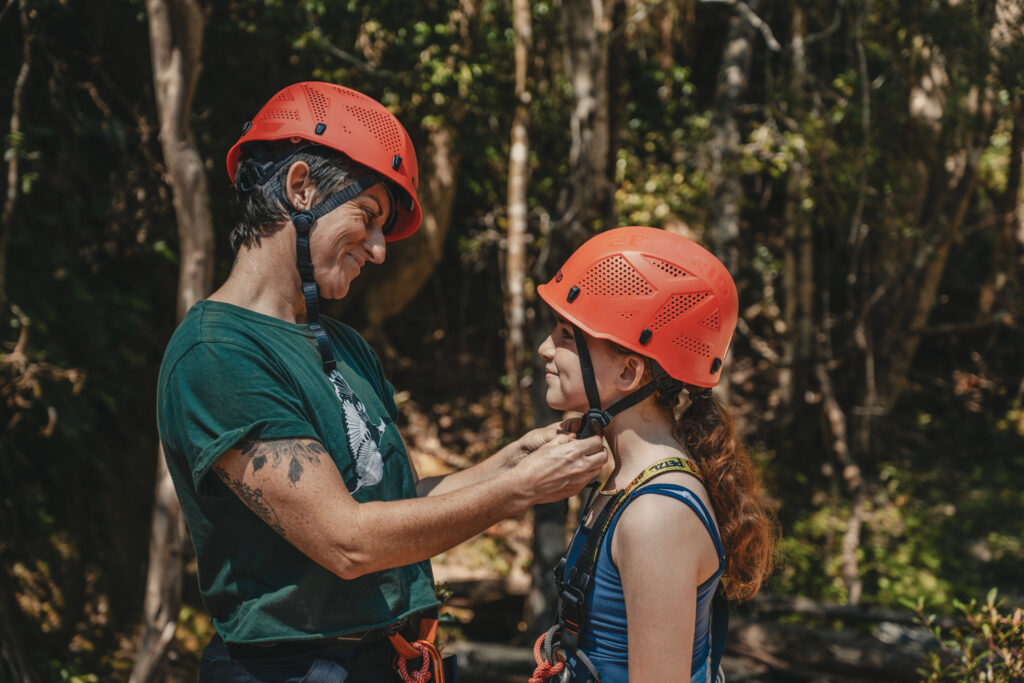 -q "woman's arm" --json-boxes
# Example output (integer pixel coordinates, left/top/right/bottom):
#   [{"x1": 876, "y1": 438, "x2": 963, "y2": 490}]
[
  {"x1": 414, "y1": 419, "x2": 580, "y2": 496},
  {"x1": 613, "y1": 493, "x2": 720, "y2": 682},
  {"x1": 214, "y1": 431, "x2": 605, "y2": 579}
]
